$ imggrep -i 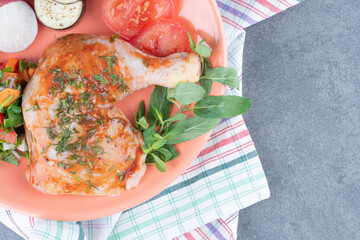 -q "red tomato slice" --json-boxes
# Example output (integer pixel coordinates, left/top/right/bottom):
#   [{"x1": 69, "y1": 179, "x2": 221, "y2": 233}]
[
  {"x1": 130, "y1": 19, "x2": 191, "y2": 57},
  {"x1": 0, "y1": 113, "x2": 17, "y2": 144},
  {"x1": 103, "y1": 0, "x2": 145, "y2": 35},
  {"x1": 0, "y1": 128, "x2": 17, "y2": 144},
  {"x1": 0, "y1": 113, "x2": 4, "y2": 125},
  {"x1": 102, "y1": 0, "x2": 174, "y2": 40},
  {"x1": 0, "y1": 62, "x2": 4, "y2": 71},
  {"x1": 121, "y1": 0, "x2": 174, "y2": 39}
]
